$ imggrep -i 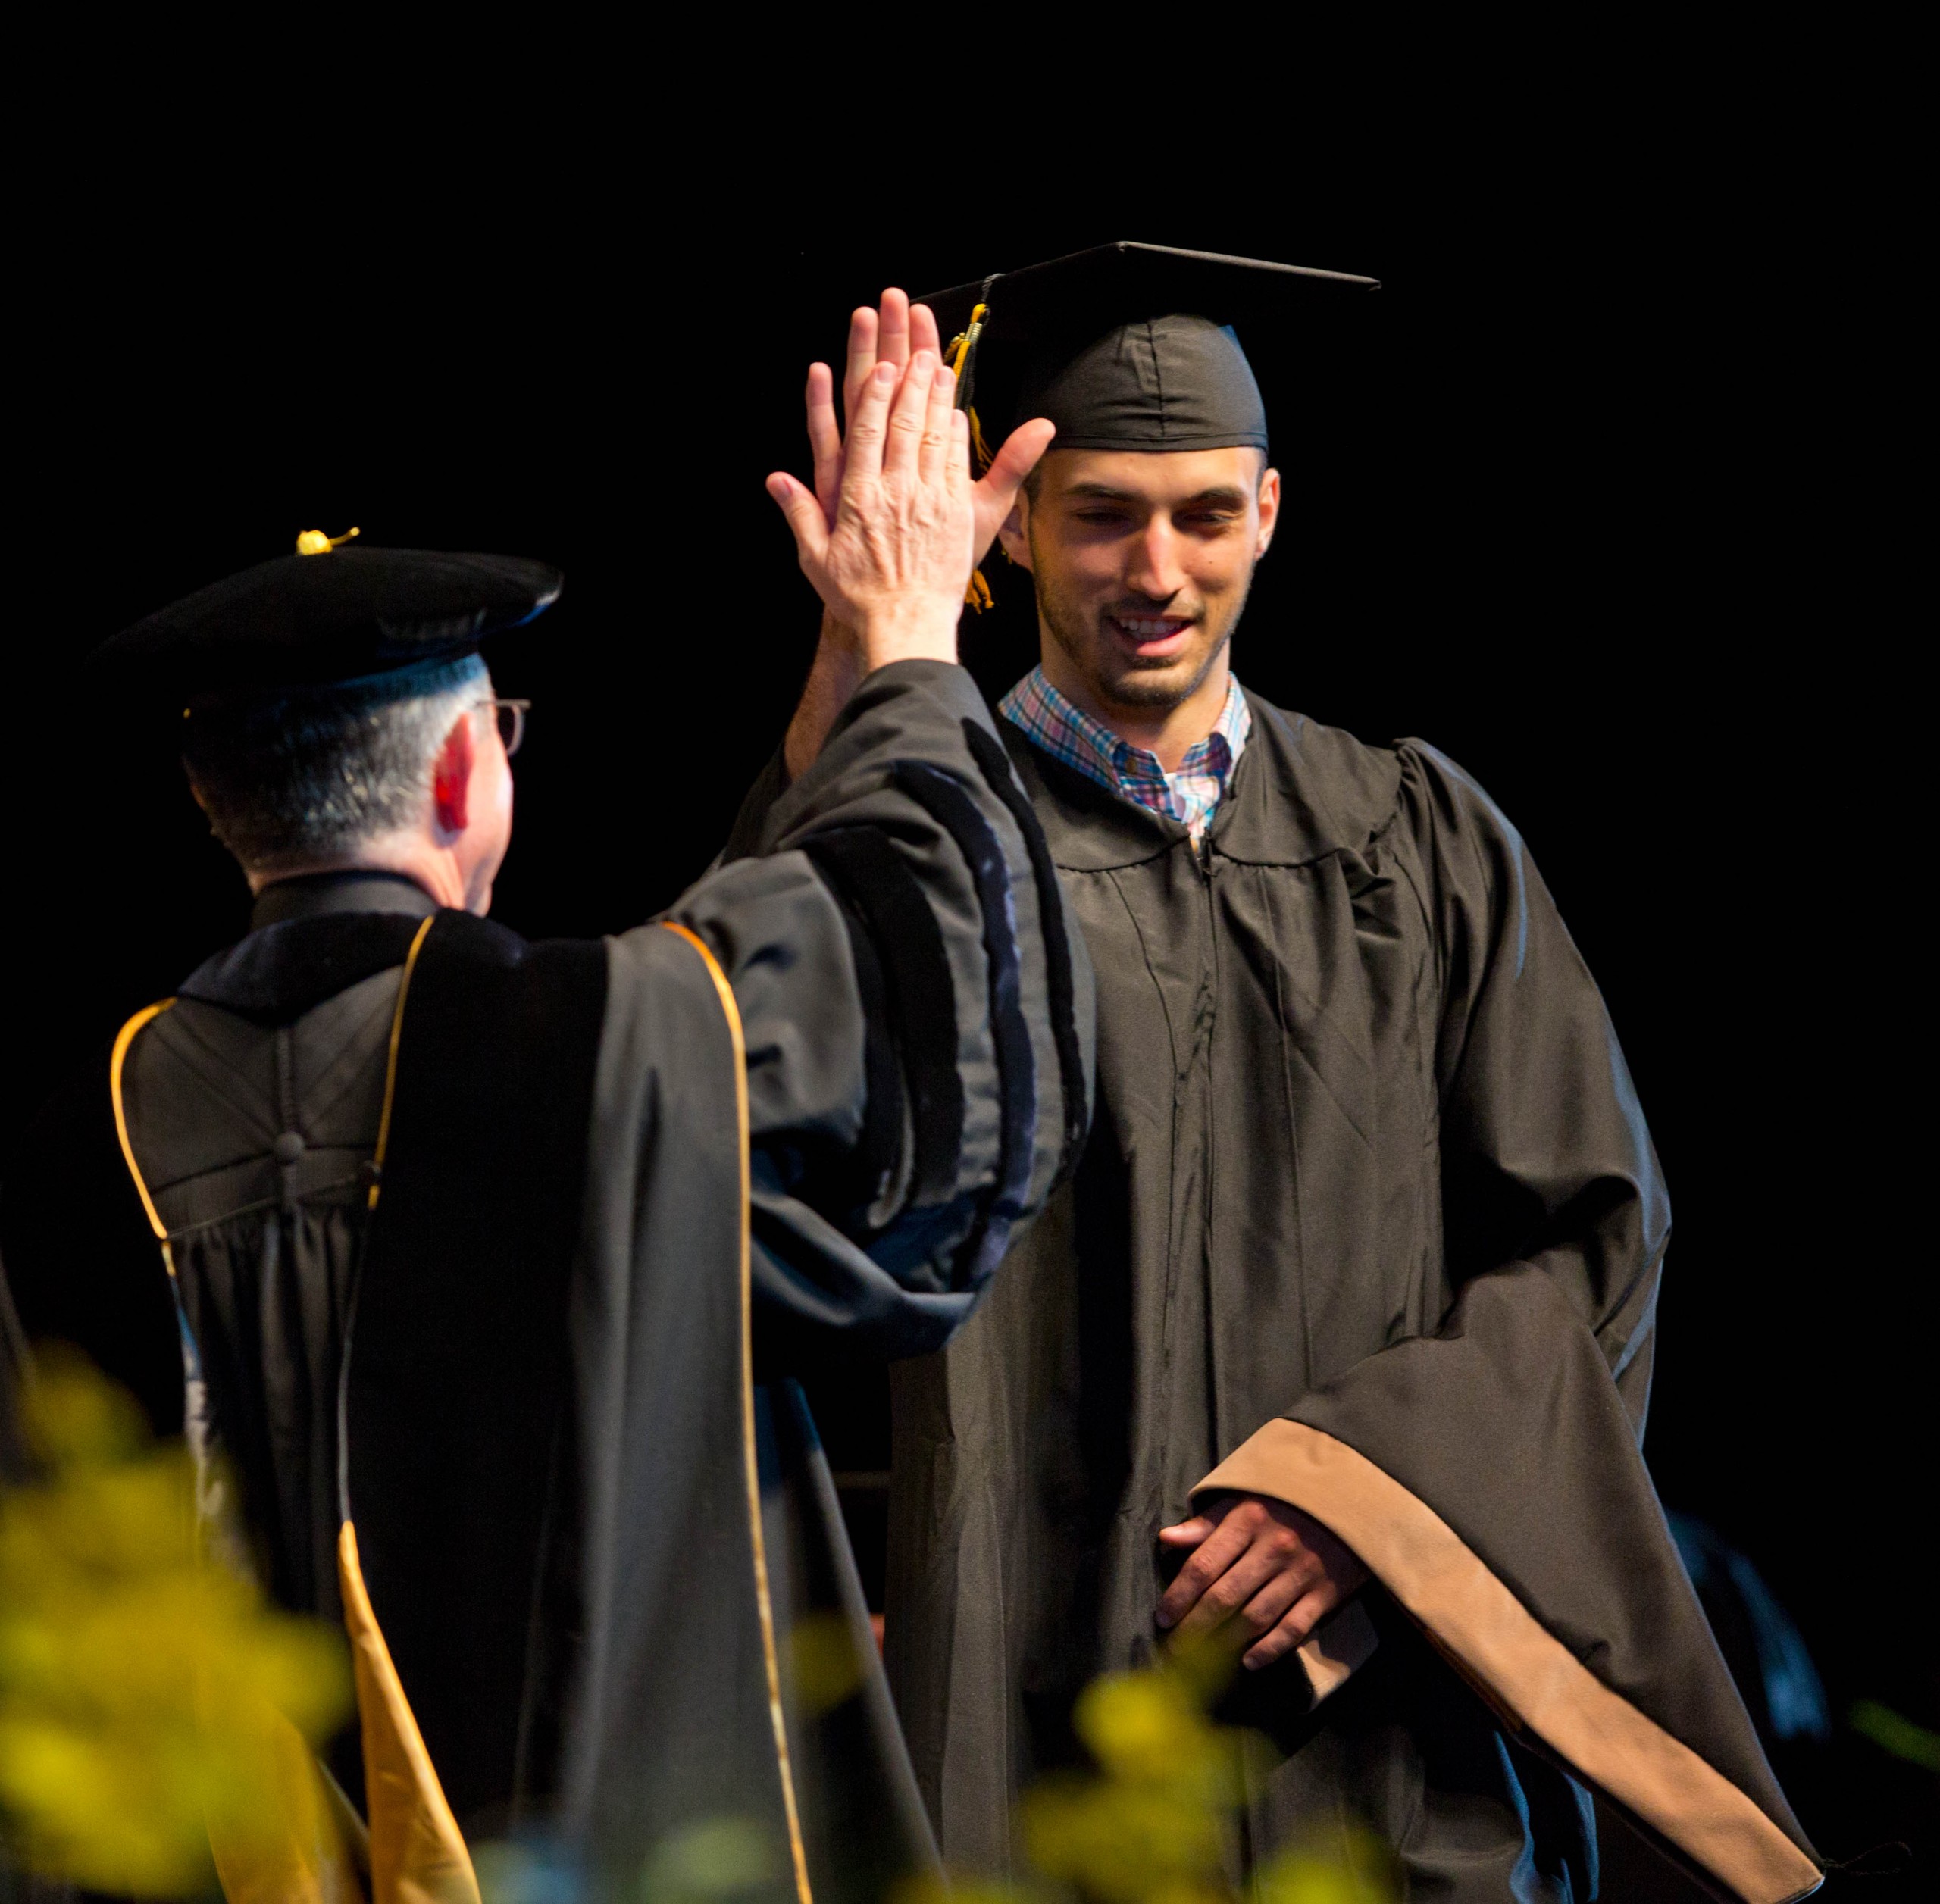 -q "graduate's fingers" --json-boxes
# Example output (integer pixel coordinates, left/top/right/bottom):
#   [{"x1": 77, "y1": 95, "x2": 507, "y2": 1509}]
[
  {"x1": 806, "y1": 364, "x2": 843, "y2": 522},
  {"x1": 1162, "y1": 1490, "x2": 1240, "y2": 1544},
  {"x1": 910, "y1": 299, "x2": 942, "y2": 361},
  {"x1": 843, "y1": 358, "x2": 898, "y2": 485},
  {"x1": 1227, "y1": 1564, "x2": 1309, "y2": 1650},
  {"x1": 1172, "y1": 1536, "x2": 1304, "y2": 1640},
  {"x1": 1242, "y1": 1584, "x2": 1341, "y2": 1672},
  {"x1": 986, "y1": 417, "x2": 1059, "y2": 496},
  {"x1": 882, "y1": 349, "x2": 937, "y2": 480},
  {"x1": 876, "y1": 287, "x2": 912, "y2": 371},
  {"x1": 972, "y1": 418, "x2": 1057, "y2": 561},
  {"x1": 1157, "y1": 1517, "x2": 1218, "y2": 1546},
  {"x1": 1156, "y1": 1512, "x2": 1255, "y2": 1629},
  {"x1": 767, "y1": 471, "x2": 830, "y2": 573},
  {"x1": 843, "y1": 306, "x2": 878, "y2": 427},
  {"x1": 917, "y1": 358, "x2": 957, "y2": 484}
]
